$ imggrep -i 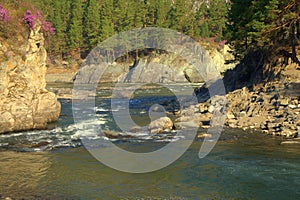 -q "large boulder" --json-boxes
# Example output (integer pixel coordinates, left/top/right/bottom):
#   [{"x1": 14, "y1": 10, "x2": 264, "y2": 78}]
[
  {"x1": 0, "y1": 24, "x2": 61, "y2": 134},
  {"x1": 148, "y1": 117, "x2": 173, "y2": 134}
]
